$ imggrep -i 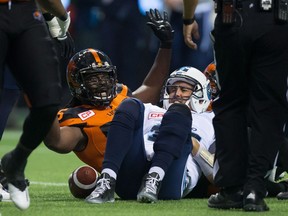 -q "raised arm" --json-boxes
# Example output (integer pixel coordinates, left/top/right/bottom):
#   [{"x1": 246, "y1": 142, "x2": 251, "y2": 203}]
[
  {"x1": 36, "y1": 0, "x2": 68, "y2": 20},
  {"x1": 37, "y1": 0, "x2": 75, "y2": 59},
  {"x1": 132, "y1": 9, "x2": 174, "y2": 104},
  {"x1": 182, "y1": 0, "x2": 200, "y2": 50}
]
